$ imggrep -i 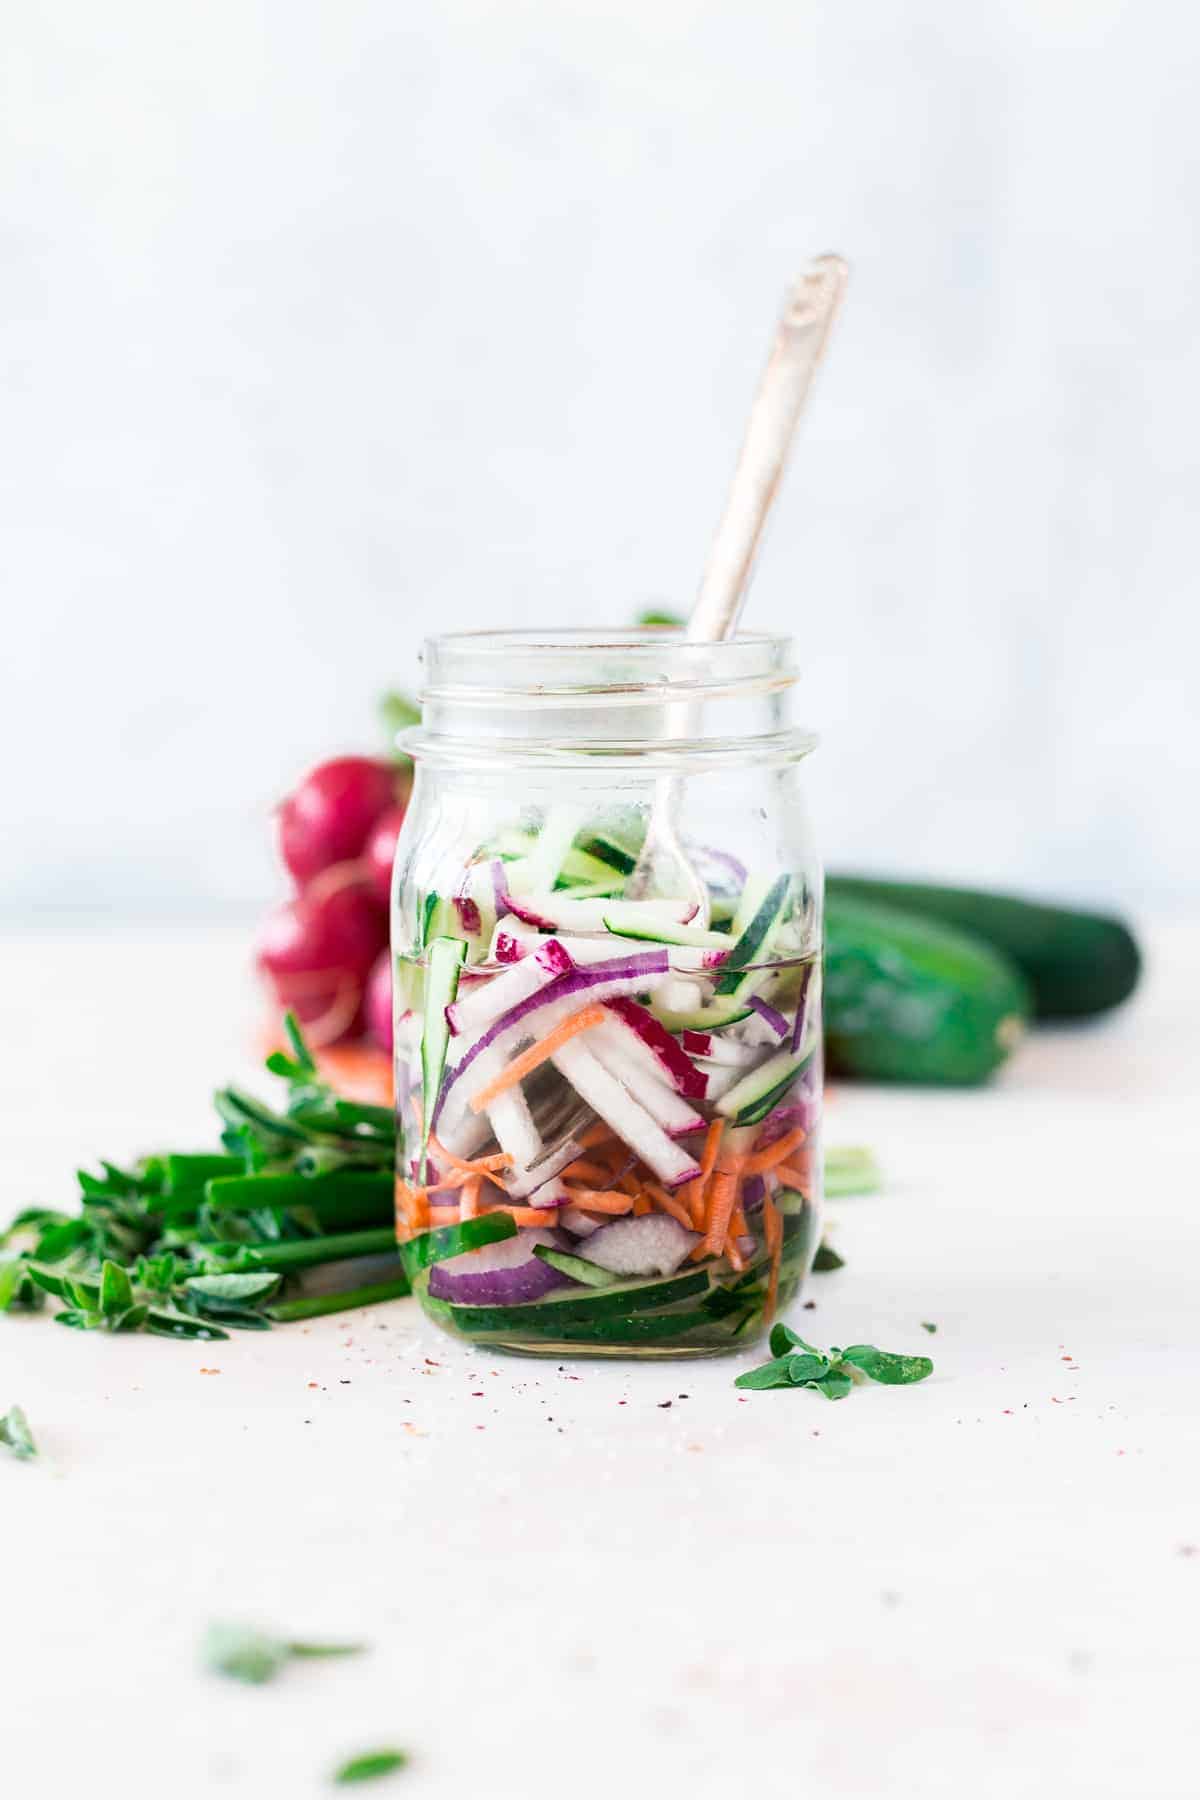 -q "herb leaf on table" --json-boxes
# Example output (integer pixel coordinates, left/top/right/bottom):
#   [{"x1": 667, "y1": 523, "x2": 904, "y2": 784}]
[
  {"x1": 334, "y1": 1748, "x2": 410, "y2": 1784},
  {"x1": 203, "y1": 1622, "x2": 366, "y2": 1685},
  {"x1": 0, "y1": 1404, "x2": 36, "y2": 1459},
  {"x1": 736, "y1": 1334, "x2": 933, "y2": 1397}
]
